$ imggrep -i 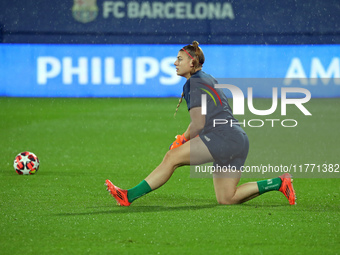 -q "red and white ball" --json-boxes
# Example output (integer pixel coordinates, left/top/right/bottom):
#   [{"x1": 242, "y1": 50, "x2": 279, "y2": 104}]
[{"x1": 13, "y1": 151, "x2": 40, "y2": 175}]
